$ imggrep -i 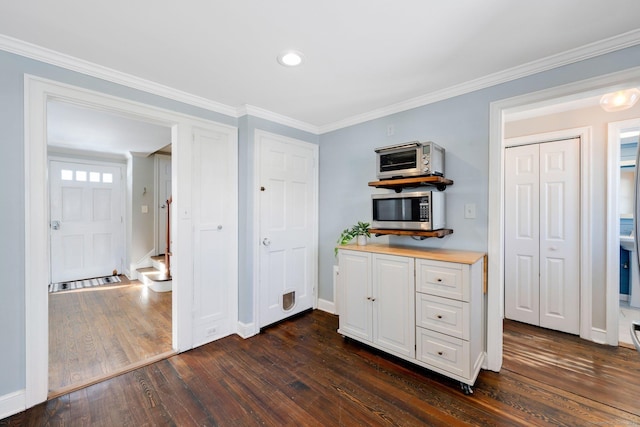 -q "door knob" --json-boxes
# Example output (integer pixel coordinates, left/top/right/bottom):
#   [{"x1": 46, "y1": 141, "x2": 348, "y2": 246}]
[
  {"x1": 262, "y1": 238, "x2": 271, "y2": 246},
  {"x1": 51, "y1": 220, "x2": 61, "y2": 230}
]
